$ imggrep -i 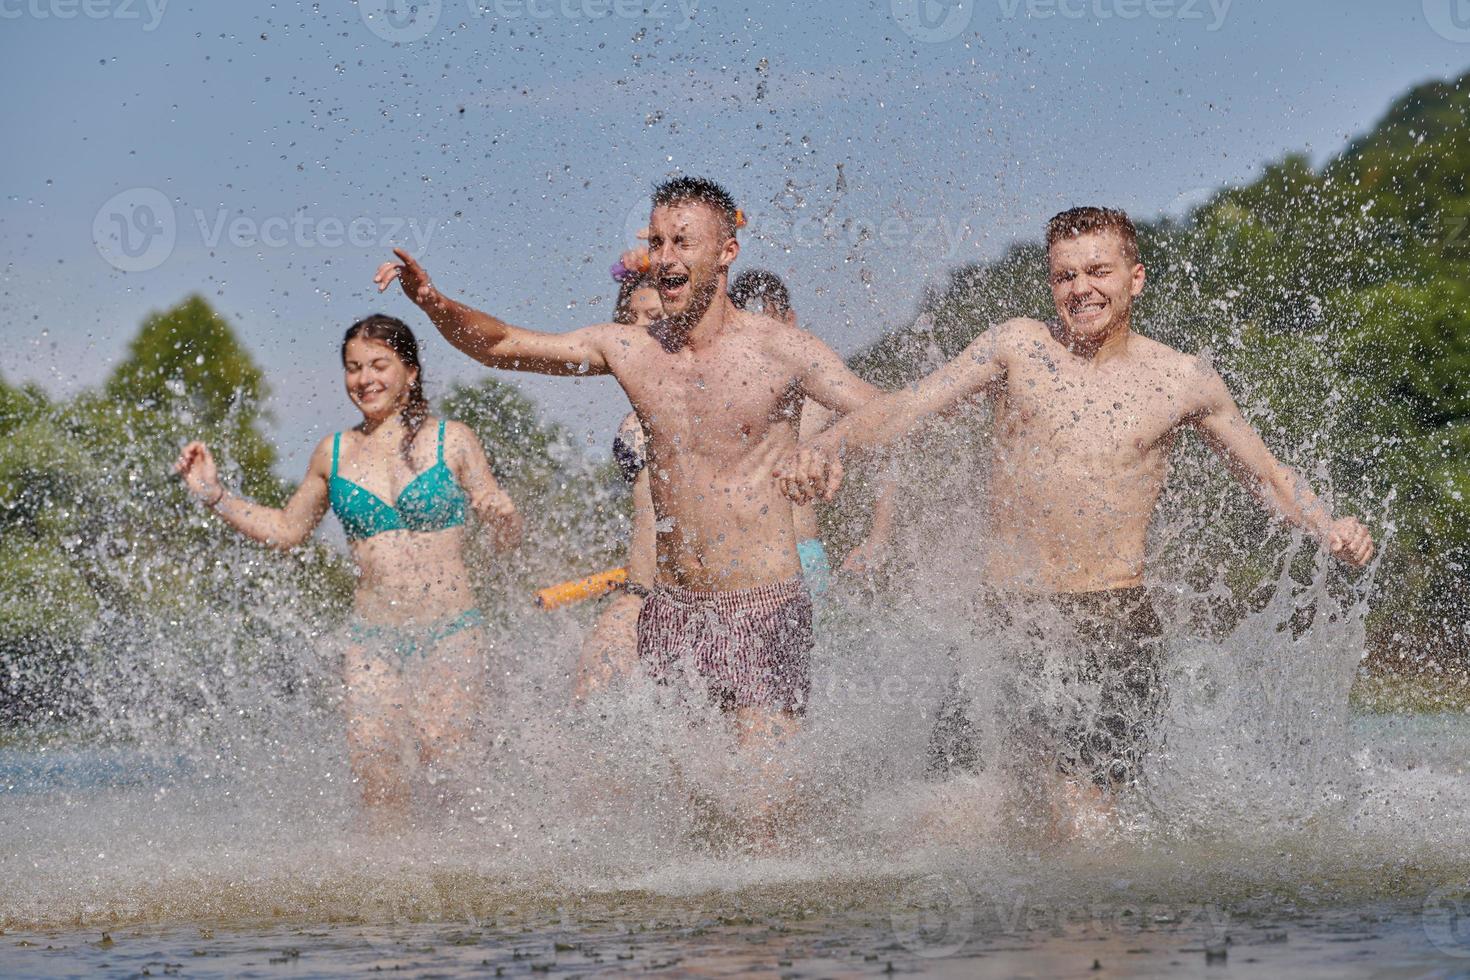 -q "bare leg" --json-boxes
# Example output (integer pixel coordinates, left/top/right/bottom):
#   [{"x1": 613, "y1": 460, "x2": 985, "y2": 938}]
[
  {"x1": 729, "y1": 705, "x2": 803, "y2": 852},
  {"x1": 342, "y1": 646, "x2": 414, "y2": 817},
  {"x1": 409, "y1": 625, "x2": 489, "y2": 811}
]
